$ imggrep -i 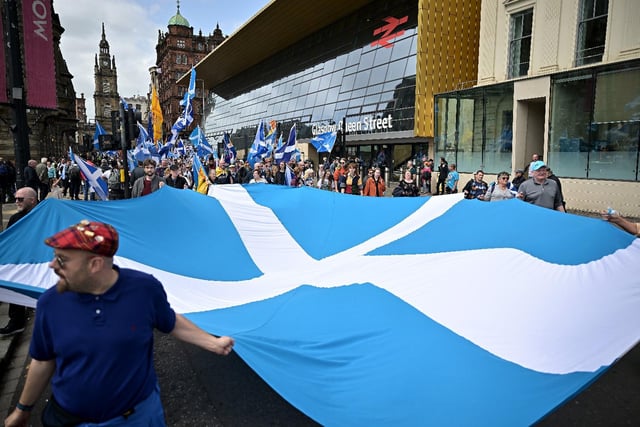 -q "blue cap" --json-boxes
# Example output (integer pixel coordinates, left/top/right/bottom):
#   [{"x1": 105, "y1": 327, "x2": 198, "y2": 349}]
[{"x1": 530, "y1": 160, "x2": 546, "y2": 171}]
